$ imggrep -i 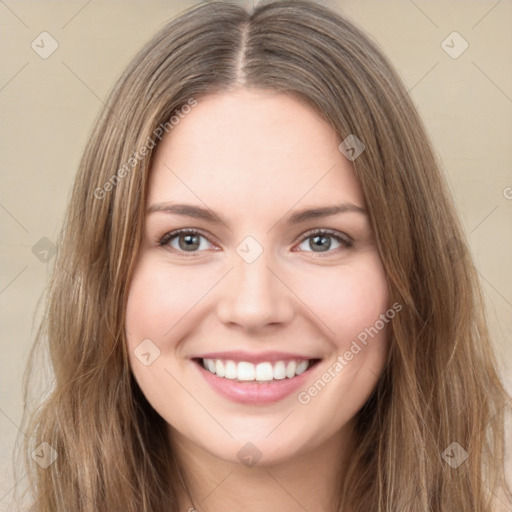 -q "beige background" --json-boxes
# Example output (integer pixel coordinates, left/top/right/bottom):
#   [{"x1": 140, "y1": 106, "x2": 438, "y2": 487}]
[{"x1": 1, "y1": 0, "x2": 511, "y2": 509}]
